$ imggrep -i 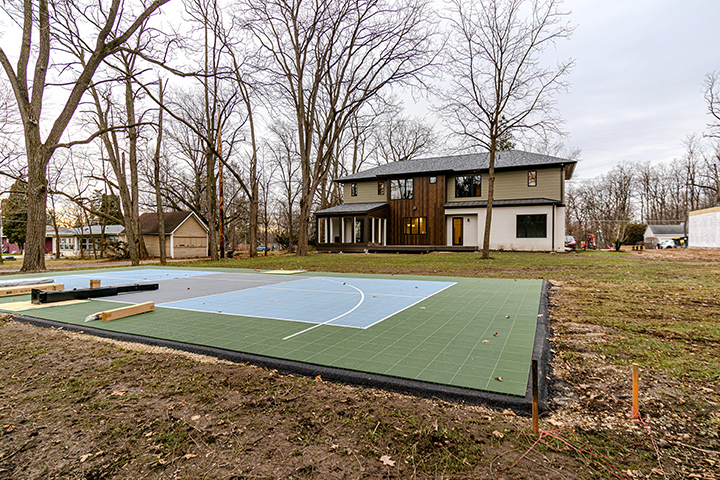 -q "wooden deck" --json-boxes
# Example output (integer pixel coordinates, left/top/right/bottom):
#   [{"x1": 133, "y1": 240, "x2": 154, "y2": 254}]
[{"x1": 316, "y1": 244, "x2": 478, "y2": 254}]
